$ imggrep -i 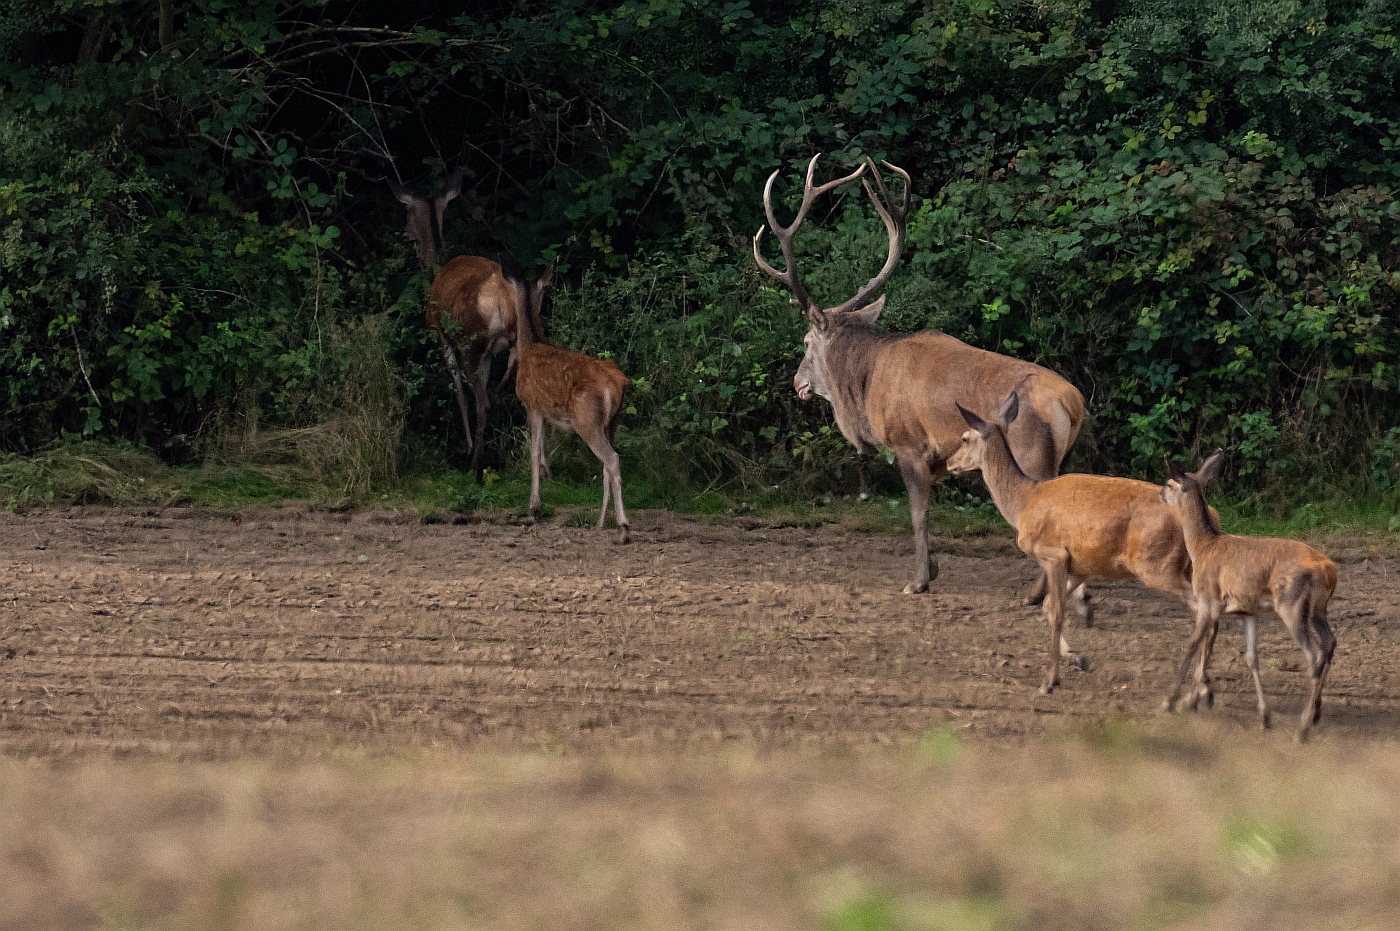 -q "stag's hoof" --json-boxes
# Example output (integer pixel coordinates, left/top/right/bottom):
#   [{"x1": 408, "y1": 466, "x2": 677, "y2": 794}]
[
  {"x1": 903, "y1": 582, "x2": 930, "y2": 595},
  {"x1": 1038, "y1": 682, "x2": 1056, "y2": 696},
  {"x1": 617, "y1": 525, "x2": 630, "y2": 545},
  {"x1": 1158, "y1": 698, "x2": 1176, "y2": 714},
  {"x1": 1261, "y1": 710, "x2": 1272, "y2": 730},
  {"x1": 525, "y1": 510, "x2": 539, "y2": 525},
  {"x1": 1070, "y1": 654, "x2": 1089, "y2": 672}
]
